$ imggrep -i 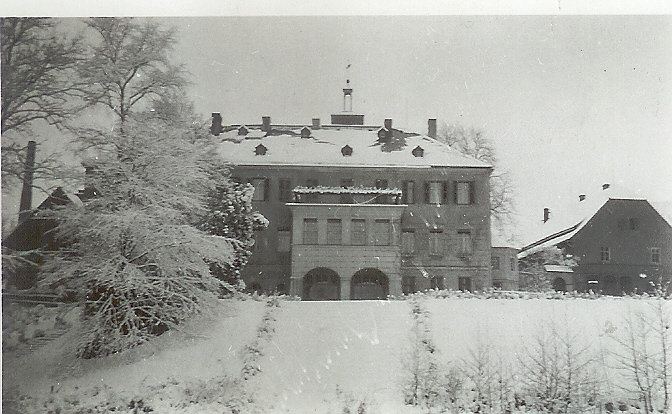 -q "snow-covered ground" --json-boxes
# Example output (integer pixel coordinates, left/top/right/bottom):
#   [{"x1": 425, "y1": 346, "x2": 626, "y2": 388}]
[{"x1": 3, "y1": 296, "x2": 670, "y2": 413}]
